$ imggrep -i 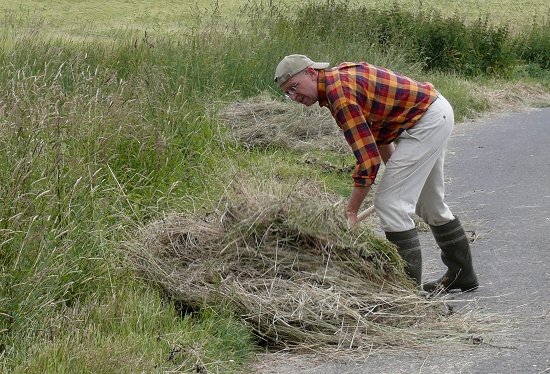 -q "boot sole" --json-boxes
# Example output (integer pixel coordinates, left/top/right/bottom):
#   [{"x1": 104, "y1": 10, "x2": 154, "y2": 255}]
[
  {"x1": 423, "y1": 283, "x2": 479, "y2": 293},
  {"x1": 448, "y1": 284, "x2": 479, "y2": 293}
]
